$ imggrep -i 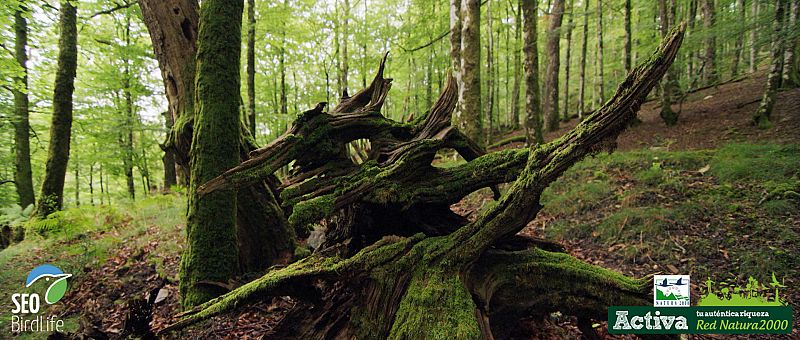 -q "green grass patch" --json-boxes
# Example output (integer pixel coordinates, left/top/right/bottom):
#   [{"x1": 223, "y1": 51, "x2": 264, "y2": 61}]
[
  {"x1": 542, "y1": 143, "x2": 800, "y2": 276},
  {"x1": 0, "y1": 194, "x2": 186, "y2": 336}
]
